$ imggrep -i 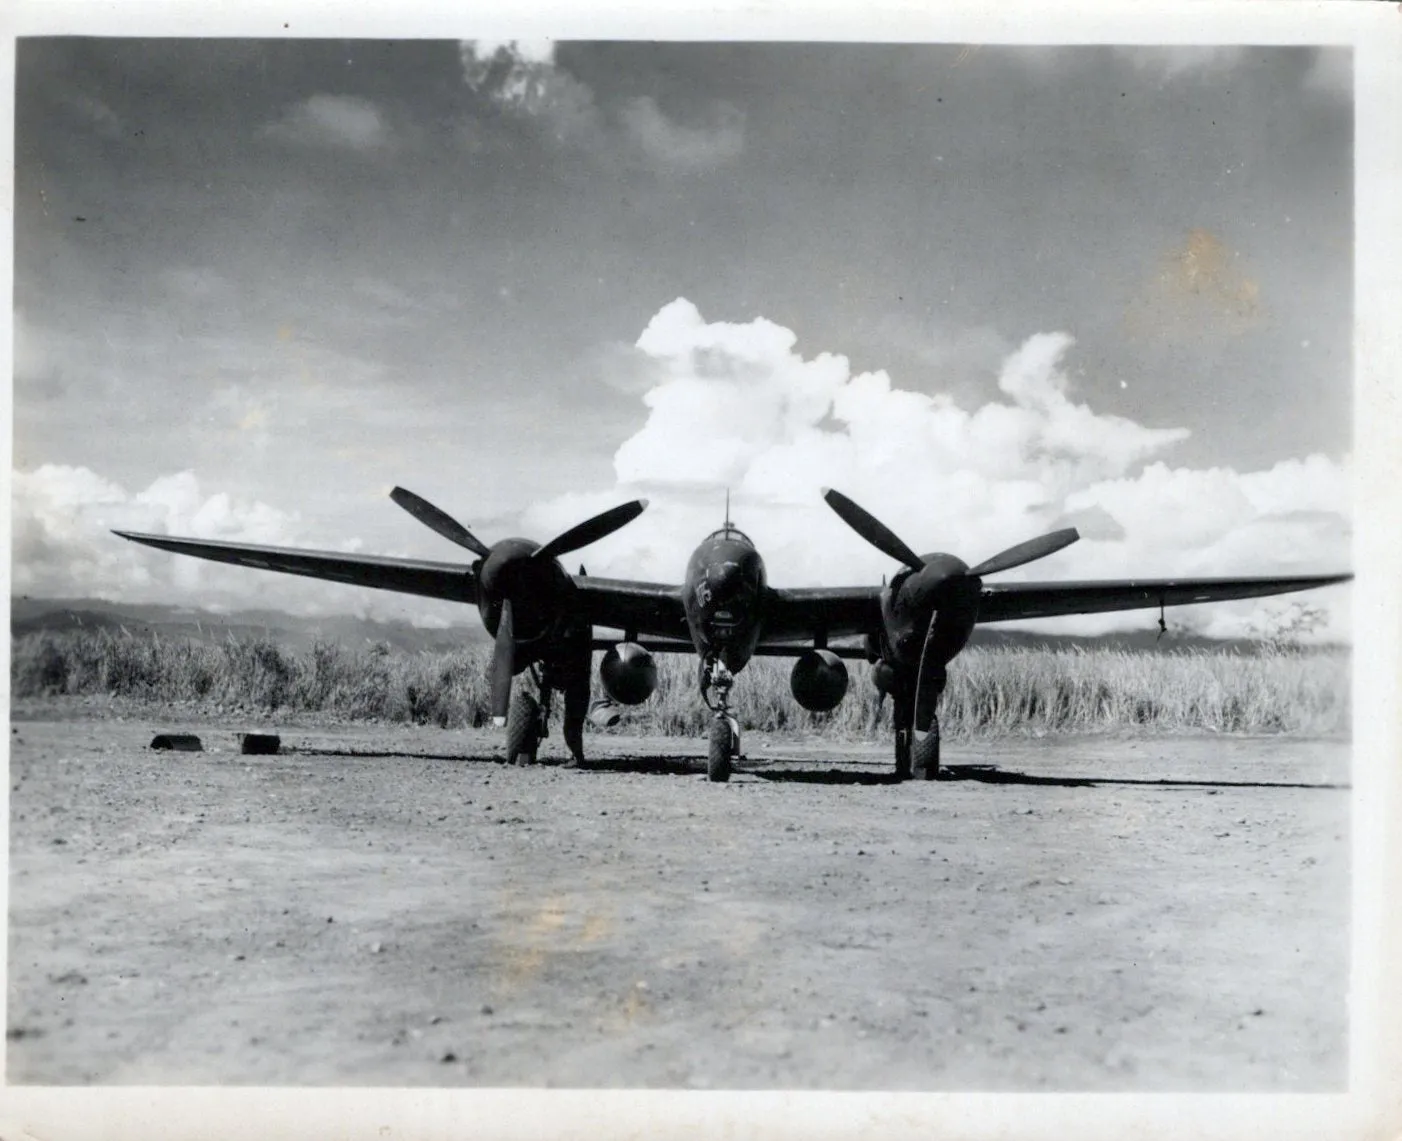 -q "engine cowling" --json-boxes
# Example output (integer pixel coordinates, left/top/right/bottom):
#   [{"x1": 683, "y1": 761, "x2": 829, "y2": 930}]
[
  {"x1": 790, "y1": 649, "x2": 849, "y2": 713},
  {"x1": 599, "y1": 642, "x2": 658, "y2": 705}
]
